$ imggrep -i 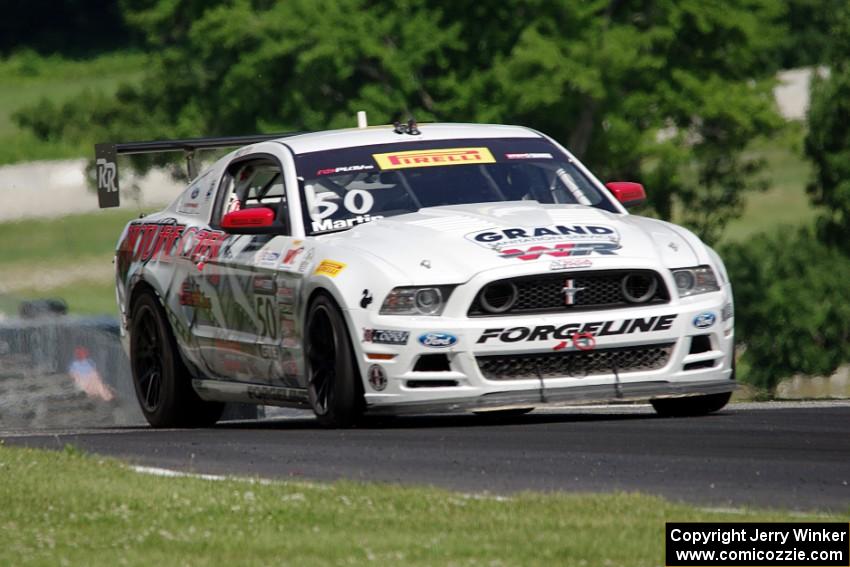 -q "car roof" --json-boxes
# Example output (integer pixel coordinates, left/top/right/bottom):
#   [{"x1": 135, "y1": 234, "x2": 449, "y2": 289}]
[{"x1": 273, "y1": 123, "x2": 543, "y2": 155}]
